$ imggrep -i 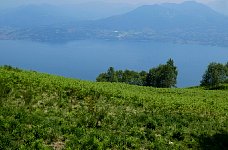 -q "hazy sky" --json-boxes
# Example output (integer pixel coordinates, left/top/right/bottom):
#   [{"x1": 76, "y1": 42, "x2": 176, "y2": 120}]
[
  {"x1": 0, "y1": 0, "x2": 227, "y2": 14},
  {"x1": 0, "y1": 0, "x2": 226, "y2": 7},
  {"x1": 0, "y1": 0, "x2": 217, "y2": 5}
]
